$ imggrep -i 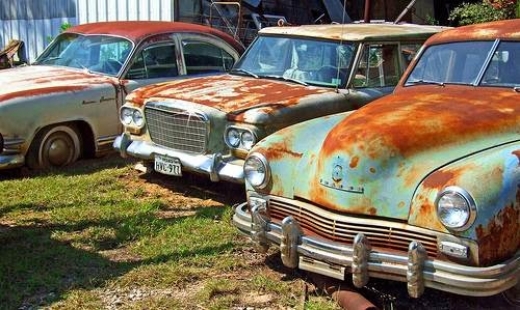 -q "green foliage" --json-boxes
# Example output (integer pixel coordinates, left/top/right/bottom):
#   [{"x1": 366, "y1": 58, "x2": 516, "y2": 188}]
[{"x1": 448, "y1": 0, "x2": 519, "y2": 25}]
